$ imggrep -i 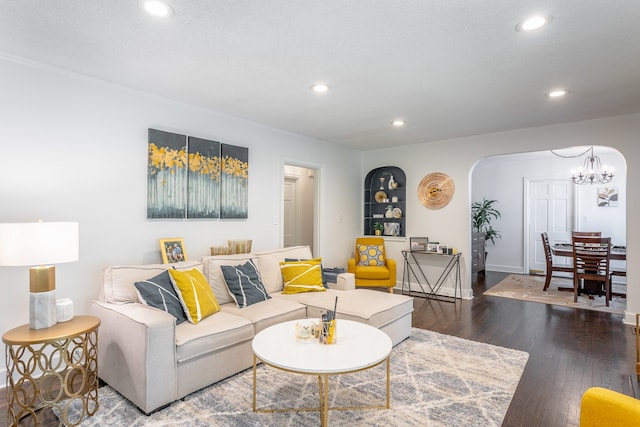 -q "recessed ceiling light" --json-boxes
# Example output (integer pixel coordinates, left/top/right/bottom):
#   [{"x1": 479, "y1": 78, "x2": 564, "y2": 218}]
[
  {"x1": 142, "y1": 0, "x2": 174, "y2": 17},
  {"x1": 548, "y1": 89, "x2": 569, "y2": 98},
  {"x1": 391, "y1": 120, "x2": 406, "y2": 127},
  {"x1": 310, "y1": 83, "x2": 331, "y2": 93},
  {"x1": 516, "y1": 14, "x2": 552, "y2": 32}
]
